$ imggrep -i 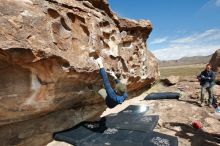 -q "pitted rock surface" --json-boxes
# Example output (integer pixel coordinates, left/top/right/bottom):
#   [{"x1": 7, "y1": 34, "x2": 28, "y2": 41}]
[
  {"x1": 0, "y1": 0, "x2": 159, "y2": 145},
  {"x1": 210, "y1": 49, "x2": 220, "y2": 83}
]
